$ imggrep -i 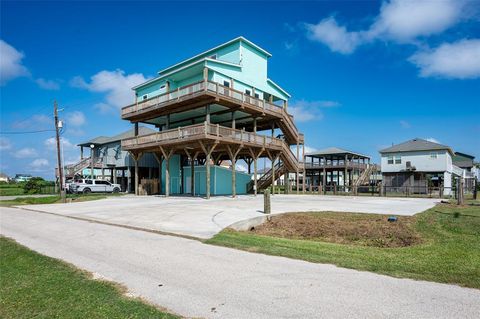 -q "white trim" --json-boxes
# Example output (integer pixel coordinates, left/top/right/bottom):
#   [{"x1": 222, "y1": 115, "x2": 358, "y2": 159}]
[
  {"x1": 133, "y1": 58, "x2": 241, "y2": 90},
  {"x1": 267, "y1": 78, "x2": 291, "y2": 98}
]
